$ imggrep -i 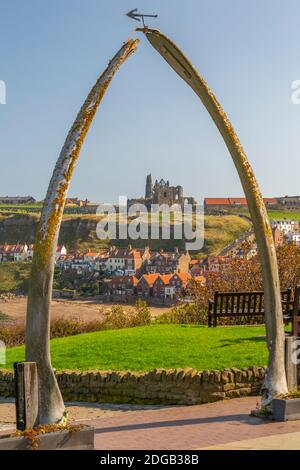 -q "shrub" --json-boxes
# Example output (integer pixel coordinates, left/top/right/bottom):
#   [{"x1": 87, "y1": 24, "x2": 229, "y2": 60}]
[
  {"x1": 101, "y1": 301, "x2": 151, "y2": 329},
  {"x1": 0, "y1": 322, "x2": 24, "y2": 347},
  {"x1": 156, "y1": 303, "x2": 206, "y2": 325},
  {"x1": 0, "y1": 301, "x2": 152, "y2": 347},
  {"x1": 130, "y1": 300, "x2": 151, "y2": 326},
  {"x1": 102, "y1": 305, "x2": 127, "y2": 329}
]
